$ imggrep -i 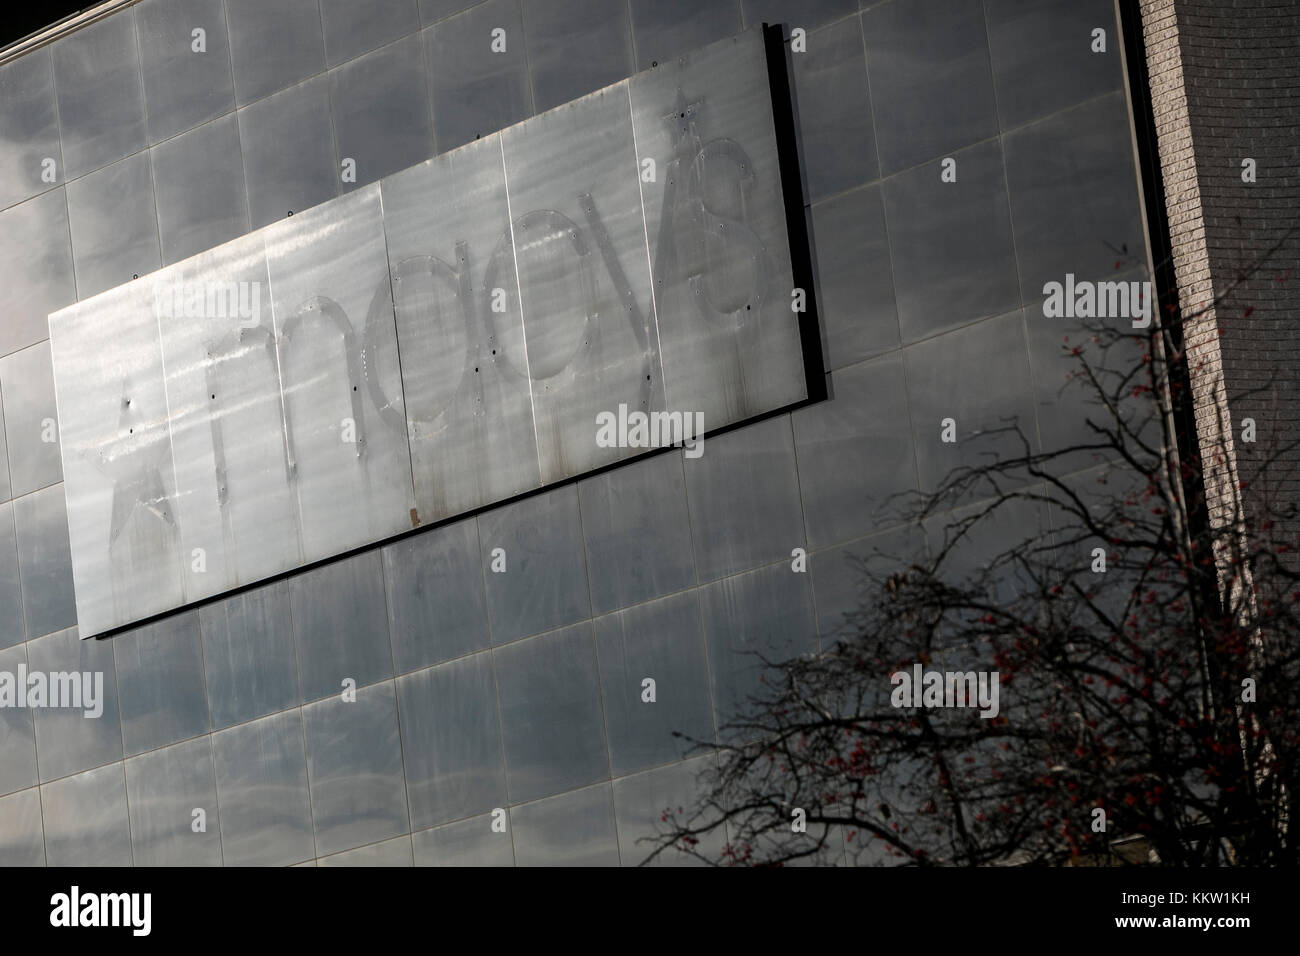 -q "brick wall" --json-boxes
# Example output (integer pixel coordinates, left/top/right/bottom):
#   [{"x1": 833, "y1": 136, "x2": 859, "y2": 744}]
[{"x1": 1138, "y1": 0, "x2": 1300, "y2": 547}]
